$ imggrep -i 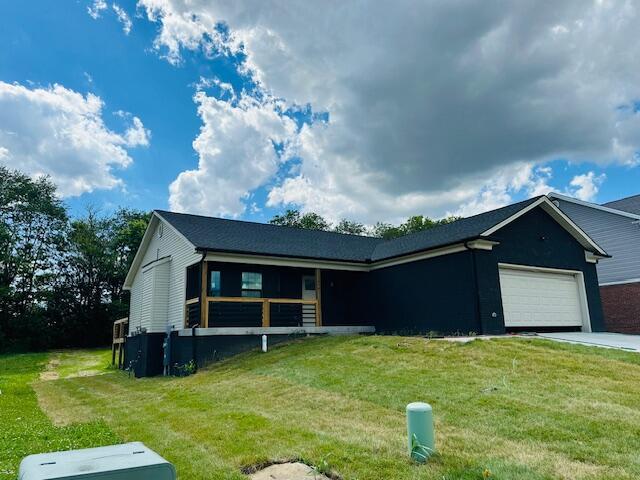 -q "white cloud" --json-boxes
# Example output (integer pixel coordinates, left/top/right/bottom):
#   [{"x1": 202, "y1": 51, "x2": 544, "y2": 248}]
[
  {"x1": 114, "y1": 110, "x2": 151, "y2": 146},
  {"x1": 112, "y1": 4, "x2": 133, "y2": 35},
  {"x1": 168, "y1": 90, "x2": 296, "y2": 217},
  {"x1": 0, "y1": 81, "x2": 149, "y2": 197},
  {"x1": 449, "y1": 163, "x2": 555, "y2": 217},
  {"x1": 139, "y1": 0, "x2": 640, "y2": 220},
  {"x1": 87, "y1": 0, "x2": 107, "y2": 19},
  {"x1": 567, "y1": 171, "x2": 606, "y2": 201}
]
